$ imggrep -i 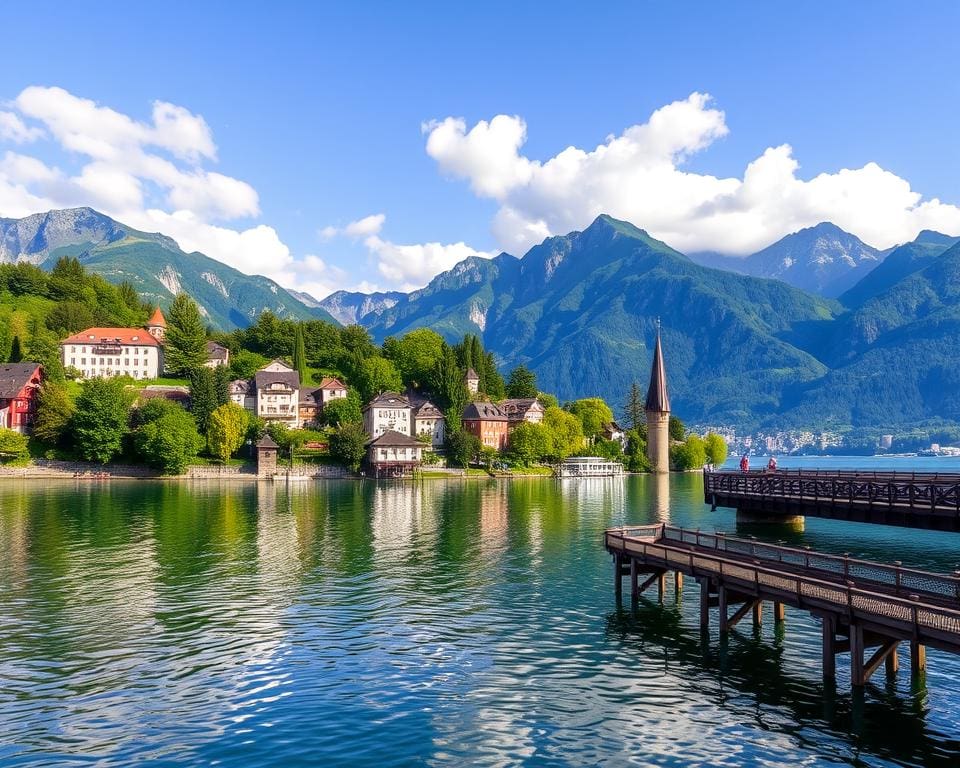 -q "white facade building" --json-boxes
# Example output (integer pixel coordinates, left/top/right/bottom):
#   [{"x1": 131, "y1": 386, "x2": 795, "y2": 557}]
[
  {"x1": 363, "y1": 392, "x2": 412, "y2": 439},
  {"x1": 60, "y1": 328, "x2": 163, "y2": 380}
]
